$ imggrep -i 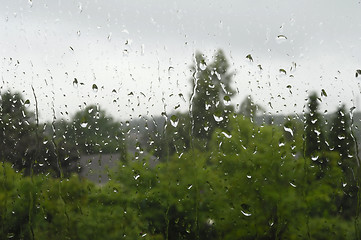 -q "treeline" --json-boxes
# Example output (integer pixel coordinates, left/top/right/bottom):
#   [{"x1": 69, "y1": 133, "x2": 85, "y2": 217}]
[
  {"x1": 0, "y1": 49, "x2": 360, "y2": 239},
  {"x1": 0, "y1": 93, "x2": 128, "y2": 177}
]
